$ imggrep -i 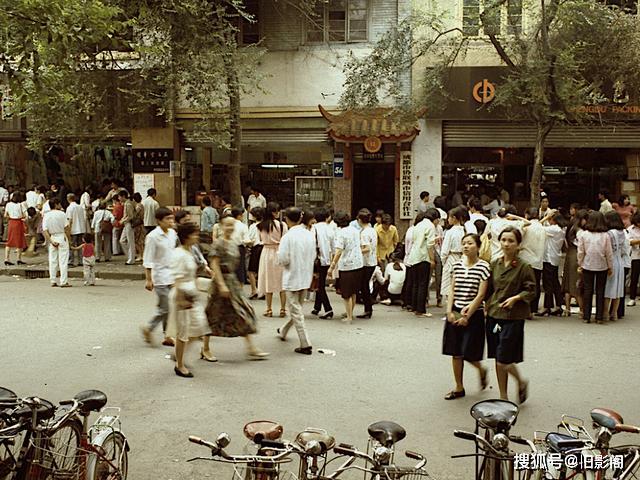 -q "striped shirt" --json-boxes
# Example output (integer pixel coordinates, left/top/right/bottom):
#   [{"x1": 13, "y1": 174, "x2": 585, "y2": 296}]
[{"x1": 452, "y1": 259, "x2": 491, "y2": 309}]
